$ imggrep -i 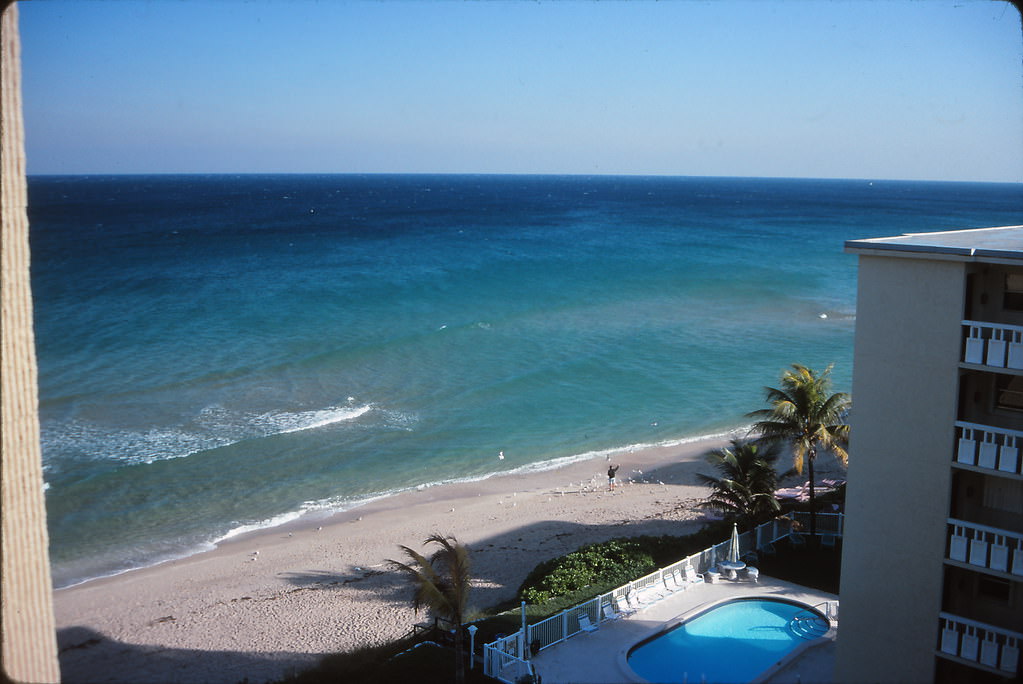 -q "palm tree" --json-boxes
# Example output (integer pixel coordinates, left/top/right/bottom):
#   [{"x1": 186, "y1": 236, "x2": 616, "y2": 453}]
[
  {"x1": 697, "y1": 438, "x2": 782, "y2": 526},
  {"x1": 387, "y1": 534, "x2": 472, "y2": 683},
  {"x1": 748, "y1": 363, "x2": 850, "y2": 543}
]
